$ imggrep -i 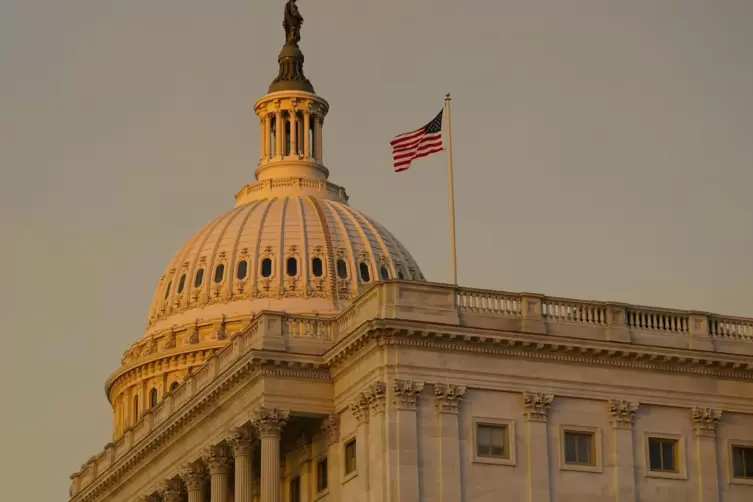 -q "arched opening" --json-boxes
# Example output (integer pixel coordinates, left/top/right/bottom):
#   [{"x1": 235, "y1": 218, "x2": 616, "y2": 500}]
[
  {"x1": 398, "y1": 269, "x2": 405, "y2": 280},
  {"x1": 379, "y1": 266, "x2": 390, "y2": 281},
  {"x1": 133, "y1": 395, "x2": 139, "y2": 423},
  {"x1": 194, "y1": 268, "x2": 204, "y2": 288},
  {"x1": 286, "y1": 257, "x2": 298, "y2": 277},
  {"x1": 285, "y1": 119, "x2": 291, "y2": 156},
  {"x1": 312, "y1": 257, "x2": 323, "y2": 277},
  {"x1": 359, "y1": 263, "x2": 371, "y2": 282},
  {"x1": 214, "y1": 264, "x2": 225, "y2": 284},
  {"x1": 177, "y1": 274, "x2": 186, "y2": 294},
  {"x1": 336, "y1": 259, "x2": 348, "y2": 279},
  {"x1": 297, "y1": 112, "x2": 305, "y2": 155},
  {"x1": 164, "y1": 281, "x2": 171, "y2": 299},
  {"x1": 261, "y1": 258, "x2": 273, "y2": 278},
  {"x1": 170, "y1": 381, "x2": 179, "y2": 392},
  {"x1": 237, "y1": 260, "x2": 248, "y2": 280},
  {"x1": 149, "y1": 388, "x2": 158, "y2": 408},
  {"x1": 309, "y1": 116, "x2": 316, "y2": 159}
]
